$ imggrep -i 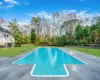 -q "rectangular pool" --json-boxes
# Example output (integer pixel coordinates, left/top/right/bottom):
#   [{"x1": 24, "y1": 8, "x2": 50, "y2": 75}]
[{"x1": 13, "y1": 48, "x2": 85, "y2": 77}]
